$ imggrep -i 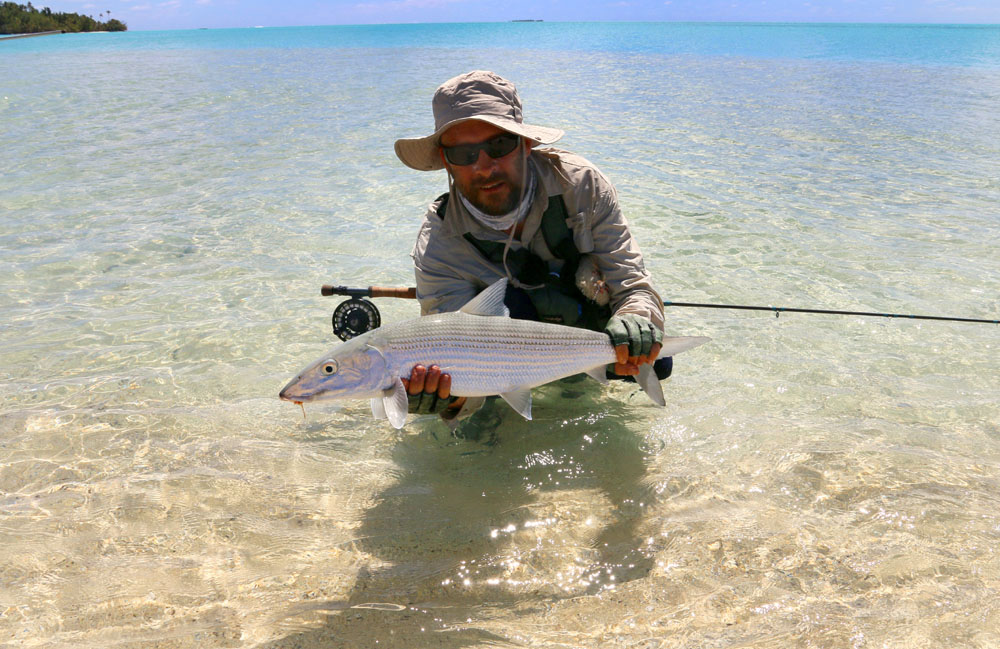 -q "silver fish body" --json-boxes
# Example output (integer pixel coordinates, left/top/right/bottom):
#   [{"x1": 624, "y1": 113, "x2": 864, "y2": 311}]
[
  {"x1": 279, "y1": 279, "x2": 709, "y2": 428},
  {"x1": 401, "y1": 314, "x2": 616, "y2": 397}
]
